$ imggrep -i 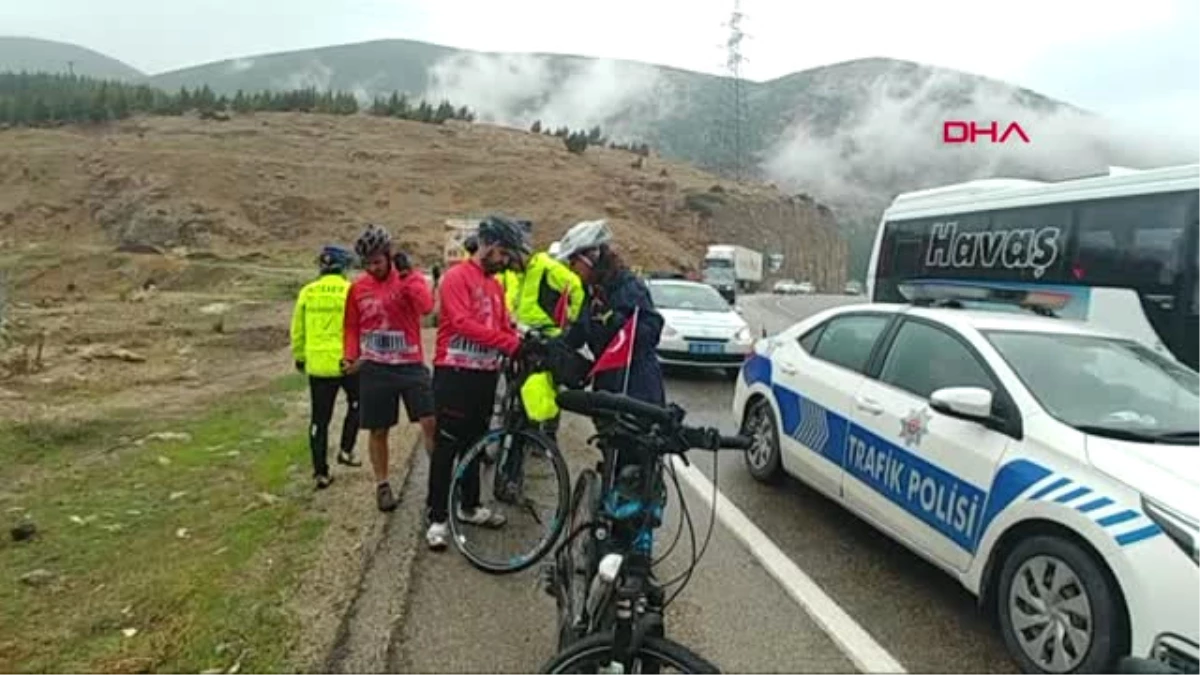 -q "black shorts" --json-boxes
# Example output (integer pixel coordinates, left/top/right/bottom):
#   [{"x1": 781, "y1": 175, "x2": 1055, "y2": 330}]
[{"x1": 358, "y1": 361, "x2": 435, "y2": 430}]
